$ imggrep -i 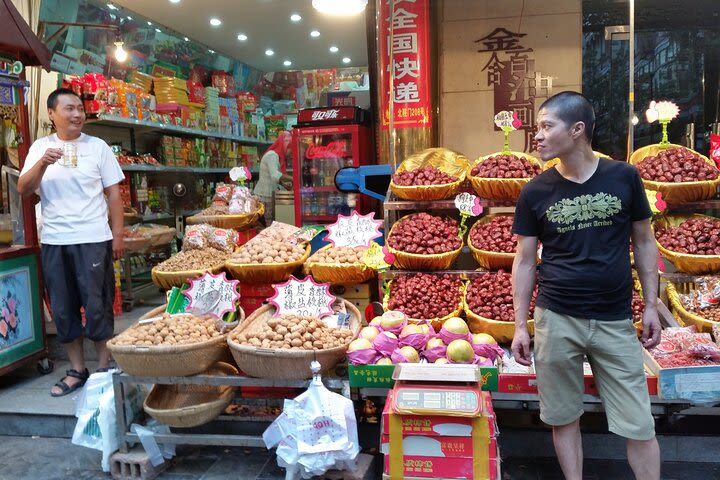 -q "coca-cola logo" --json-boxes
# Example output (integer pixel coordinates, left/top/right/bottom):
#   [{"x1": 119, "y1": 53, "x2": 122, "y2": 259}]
[
  {"x1": 306, "y1": 141, "x2": 346, "y2": 159},
  {"x1": 311, "y1": 109, "x2": 340, "y2": 121}
]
